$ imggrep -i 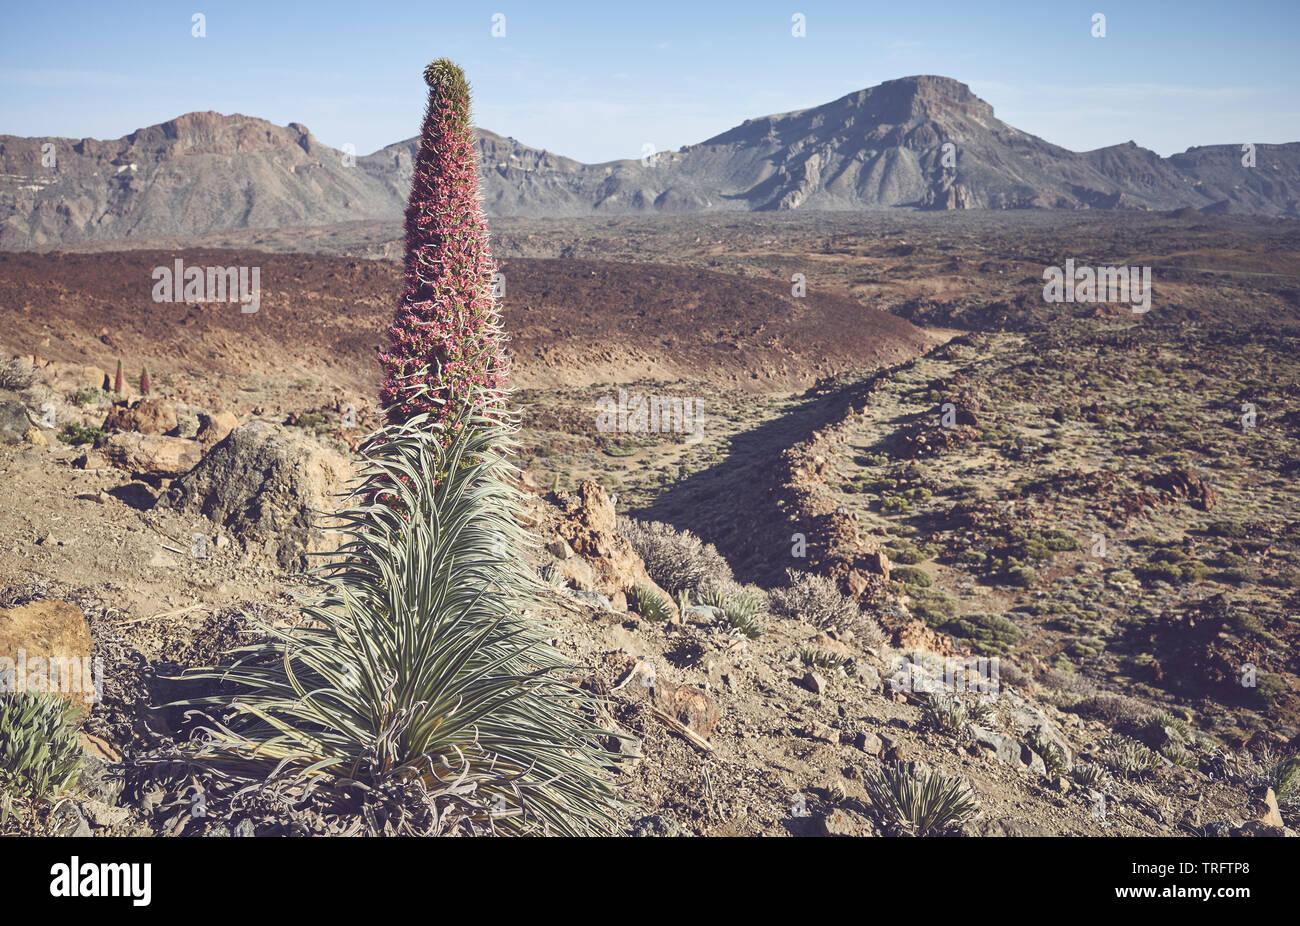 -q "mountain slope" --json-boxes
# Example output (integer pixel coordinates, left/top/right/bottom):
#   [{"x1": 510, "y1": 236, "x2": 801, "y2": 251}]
[
  {"x1": 0, "y1": 112, "x2": 406, "y2": 247},
  {"x1": 2, "y1": 76, "x2": 1296, "y2": 248},
  {"x1": 1167, "y1": 142, "x2": 1300, "y2": 214}
]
